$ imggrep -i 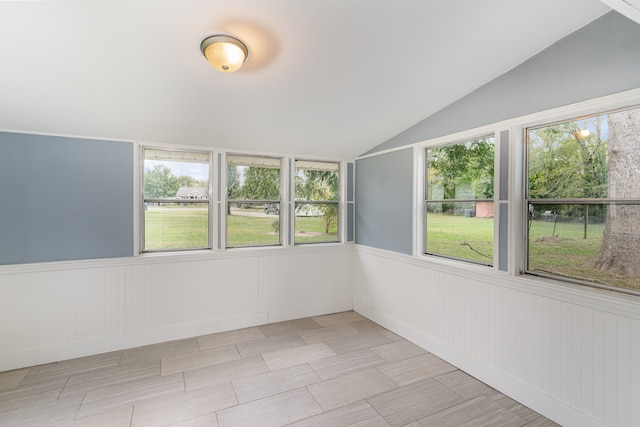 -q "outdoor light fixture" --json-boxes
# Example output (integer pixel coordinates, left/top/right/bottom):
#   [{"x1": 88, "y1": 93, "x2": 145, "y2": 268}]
[
  {"x1": 200, "y1": 35, "x2": 248, "y2": 73},
  {"x1": 573, "y1": 129, "x2": 591, "y2": 140}
]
